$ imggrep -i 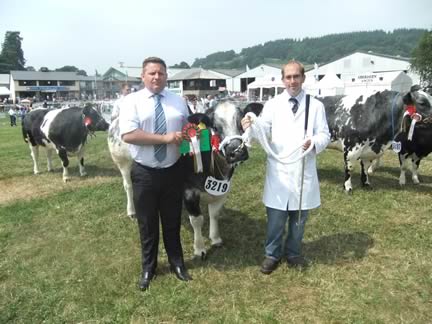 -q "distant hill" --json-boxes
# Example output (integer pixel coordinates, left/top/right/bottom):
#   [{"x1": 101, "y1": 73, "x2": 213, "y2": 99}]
[{"x1": 190, "y1": 28, "x2": 427, "y2": 69}]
